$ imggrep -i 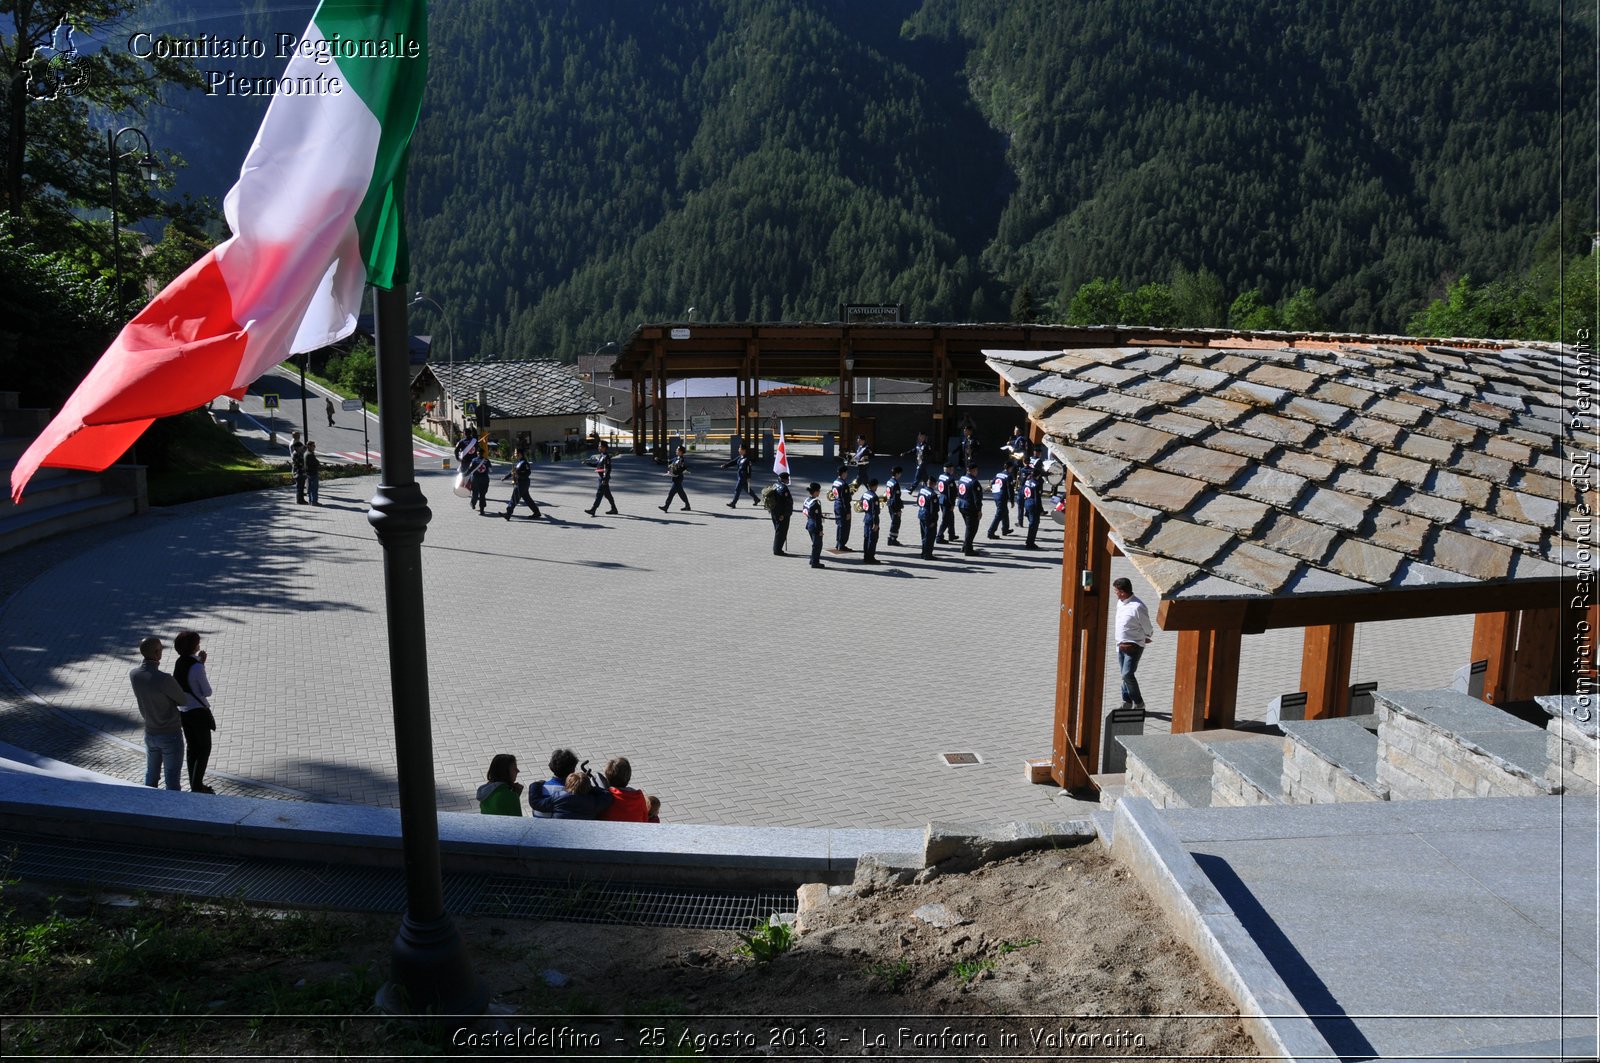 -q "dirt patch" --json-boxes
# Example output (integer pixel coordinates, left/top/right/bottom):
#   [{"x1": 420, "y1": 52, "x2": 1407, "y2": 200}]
[{"x1": 2, "y1": 843, "x2": 1258, "y2": 1059}]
